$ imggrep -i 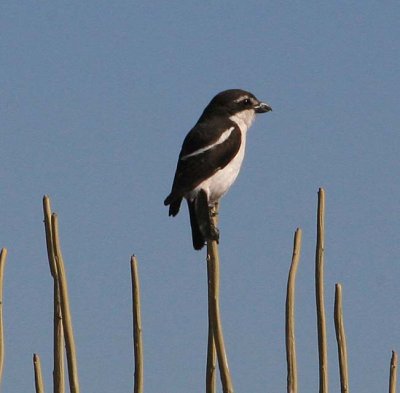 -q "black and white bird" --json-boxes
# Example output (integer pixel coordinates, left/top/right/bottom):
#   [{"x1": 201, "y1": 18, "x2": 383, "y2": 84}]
[{"x1": 164, "y1": 89, "x2": 272, "y2": 250}]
